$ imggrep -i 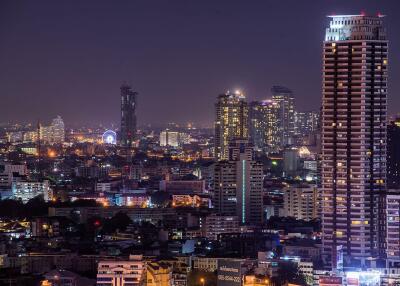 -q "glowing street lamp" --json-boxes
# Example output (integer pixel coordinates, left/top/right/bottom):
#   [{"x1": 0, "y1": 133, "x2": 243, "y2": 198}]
[{"x1": 200, "y1": 277, "x2": 205, "y2": 286}]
